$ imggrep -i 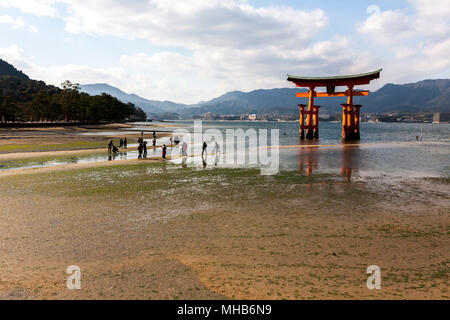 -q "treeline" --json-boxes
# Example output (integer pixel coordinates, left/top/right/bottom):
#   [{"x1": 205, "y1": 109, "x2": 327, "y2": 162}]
[{"x1": 0, "y1": 77, "x2": 146, "y2": 123}]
